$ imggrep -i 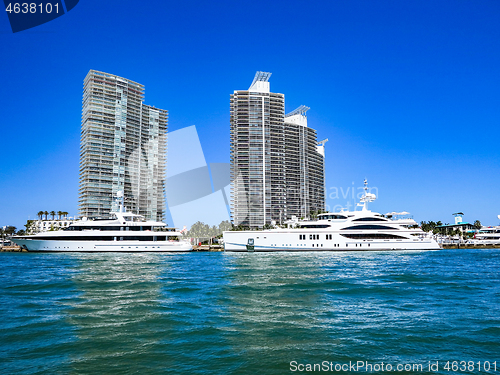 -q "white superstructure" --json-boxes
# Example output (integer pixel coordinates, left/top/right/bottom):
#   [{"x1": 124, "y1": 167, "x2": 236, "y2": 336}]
[
  {"x1": 13, "y1": 193, "x2": 192, "y2": 252},
  {"x1": 470, "y1": 219, "x2": 500, "y2": 245},
  {"x1": 223, "y1": 181, "x2": 440, "y2": 252}
]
